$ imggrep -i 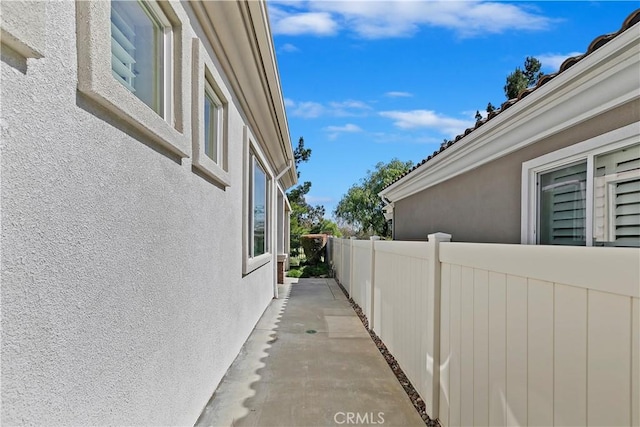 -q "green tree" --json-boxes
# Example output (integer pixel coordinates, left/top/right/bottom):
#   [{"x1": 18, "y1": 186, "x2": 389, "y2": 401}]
[
  {"x1": 334, "y1": 159, "x2": 413, "y2": 238},
  {"x1": 475, "y1": 110, "x2": 482, "y2": 122},
  {"x1": 293, "y1": 137, "x2": 310, "y2": 178},
  {"x1": 504, "y1": 56, "x2": 543, "y2": 99},
  {"x1": 523, "y1": 57, "x2": 543, "y2": 85},
  {"x1": 310, "y1": 218, "x2": 342, "y2": 236},
  {"x1": 287, "y1": 137, "x2": 328, "y2": 256},
  {"x1": 486, "y1": 102, "x2": 496, "y2": 114}
]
